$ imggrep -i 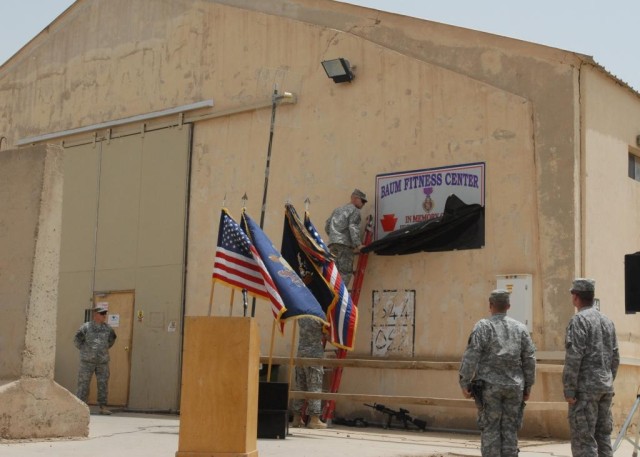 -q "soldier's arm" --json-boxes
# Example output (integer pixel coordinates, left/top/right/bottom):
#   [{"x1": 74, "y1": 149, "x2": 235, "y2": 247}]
[
  {"x1": 562, "y1": 319, "x2": 585, "y2": 400},
  {"x1": 73, "y1": 326, "x2": 85, "y2": 350},
  {"x1": 461, "y1": 387, "x2": 473, "y2": 399},
  {"x1": 347, "y1": 209, "x2": 362, "y2": 247},
  {"x1": 611, "y1": 326, "x2": 620, "y2": 380},
  {"x1": 521, "y1": 330, "x2": 537, "y2": 392},
  {"x1": 108, "y1": 329, "x2": 117, "y2": 348},
  {"x1": 459, "y1": 323, "x2": 484, "y2": 391}
]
